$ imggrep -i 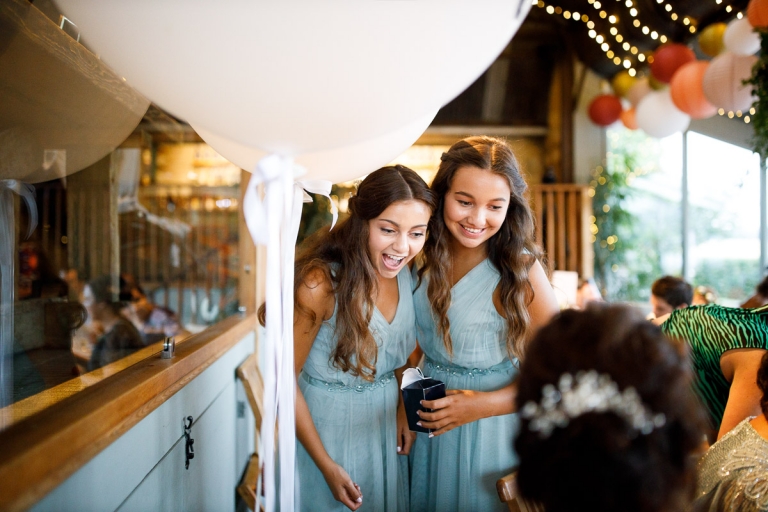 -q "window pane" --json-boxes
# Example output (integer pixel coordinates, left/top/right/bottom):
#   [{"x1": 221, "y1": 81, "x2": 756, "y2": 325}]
[
  {"x1": 1, "y1": 0, "x2": 244, "y2": 417},
  {"x1": 687, "y1": 132, "x2": 761, "y2": 305},
  {"x1": 597, "y1": 127, "x2": 682, "y2": 302},
  {"x1": 8, "y1": 135, "x2": 242, "y2": 412}
]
